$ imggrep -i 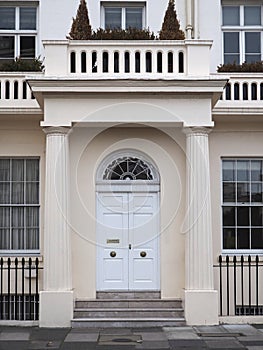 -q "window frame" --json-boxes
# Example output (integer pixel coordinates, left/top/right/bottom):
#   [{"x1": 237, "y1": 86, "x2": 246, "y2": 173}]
[
  {"x1": 101, "y1": 2, "x2": 146, "y2": 30},
  {"x1": 221, "y1": 158, "x2": 263, "y2": 255},
  {"x1": 0, "y1": 157, "x2": 40, "y2": 256},
  {"x1": 0, "y1": 5, "x2": 38, "y2": 60},
  {"x1": 222, "y1": 4, "x2": 263, "y2": 64}
]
